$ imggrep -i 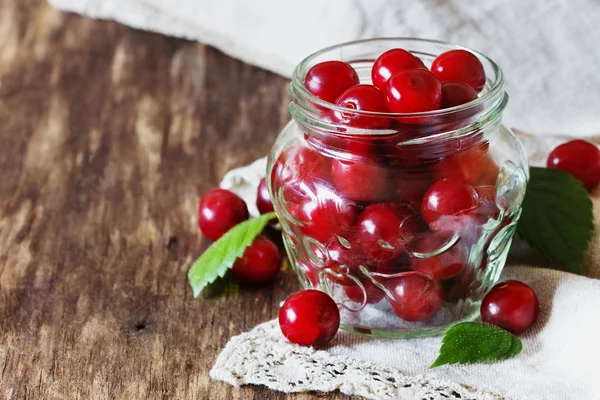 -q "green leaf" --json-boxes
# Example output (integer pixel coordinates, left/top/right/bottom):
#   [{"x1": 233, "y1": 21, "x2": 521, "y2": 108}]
[
  {"x1": 517, "y1": 166, "x2": 593, "y2": 274},
  {"x1": 431, "y1": 322, "x2": 522, "y2": 368},
  {"x1": 187, "y1": 212, "x2": 276, "y2": 297}
]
